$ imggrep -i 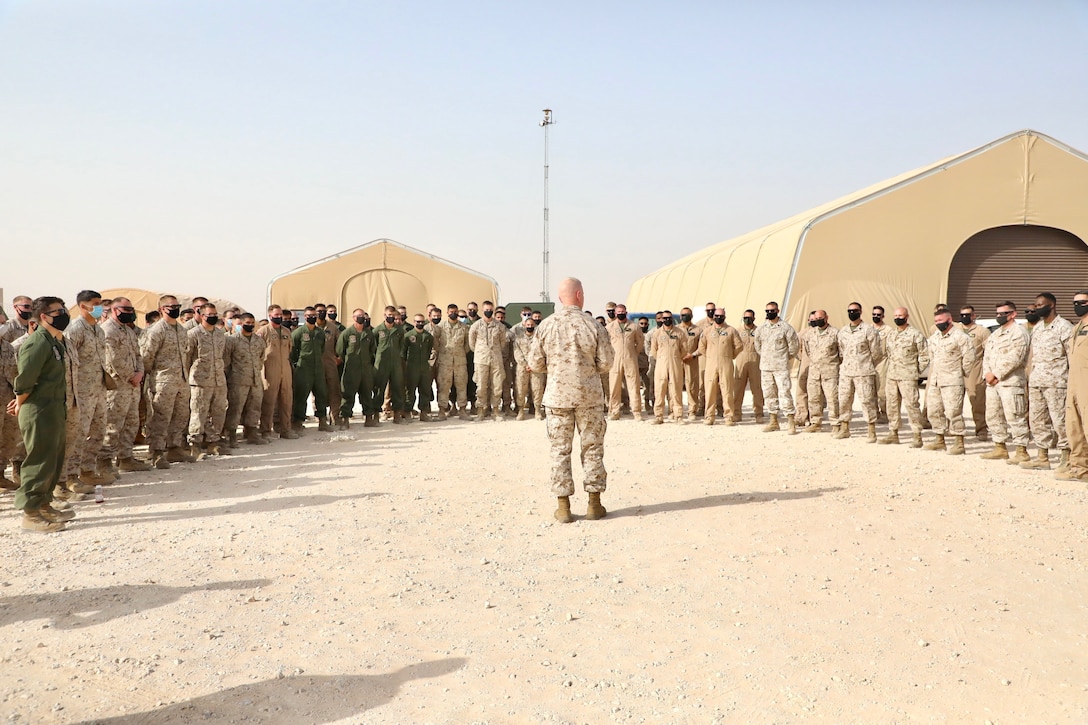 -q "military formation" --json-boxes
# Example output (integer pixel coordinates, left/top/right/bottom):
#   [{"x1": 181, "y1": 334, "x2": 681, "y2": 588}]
[{"x1": 3, "y1": 287, "x2": 1088, "y2": 533}]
